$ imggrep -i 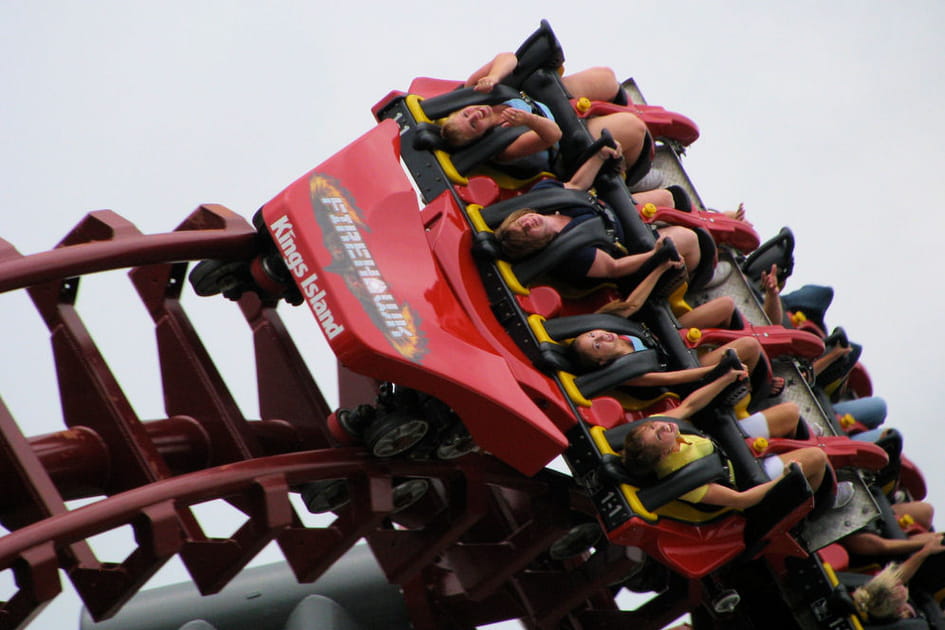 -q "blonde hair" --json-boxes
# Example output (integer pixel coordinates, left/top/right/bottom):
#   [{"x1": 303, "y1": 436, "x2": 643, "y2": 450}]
[
  {"x1": 851, "y1": 563, "x2": 907, "y2": 621},
  {"x1": 494, "y1": 208, "x2": 555, "y2": 259}
]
